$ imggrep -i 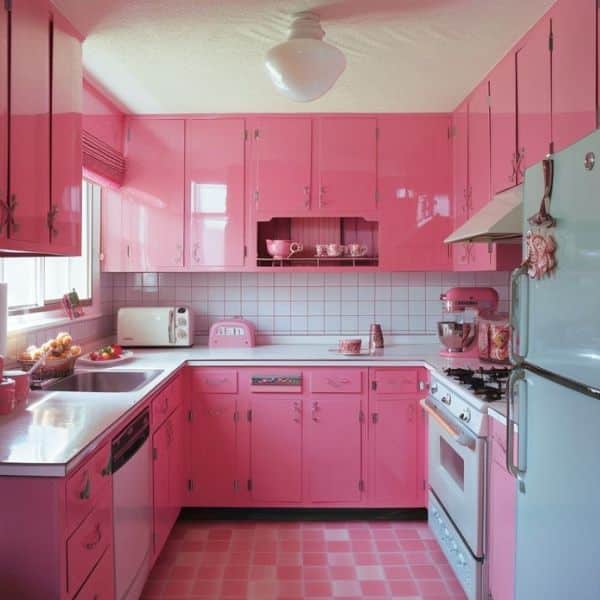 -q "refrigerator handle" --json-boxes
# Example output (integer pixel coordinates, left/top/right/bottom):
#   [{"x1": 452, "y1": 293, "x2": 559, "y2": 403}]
[
  {"x1": 509, "y1": 264, "x2": 529, "y2": 365},
  {"x1": 506, "y1": 367, "x2": 527, "y2": 493}
]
